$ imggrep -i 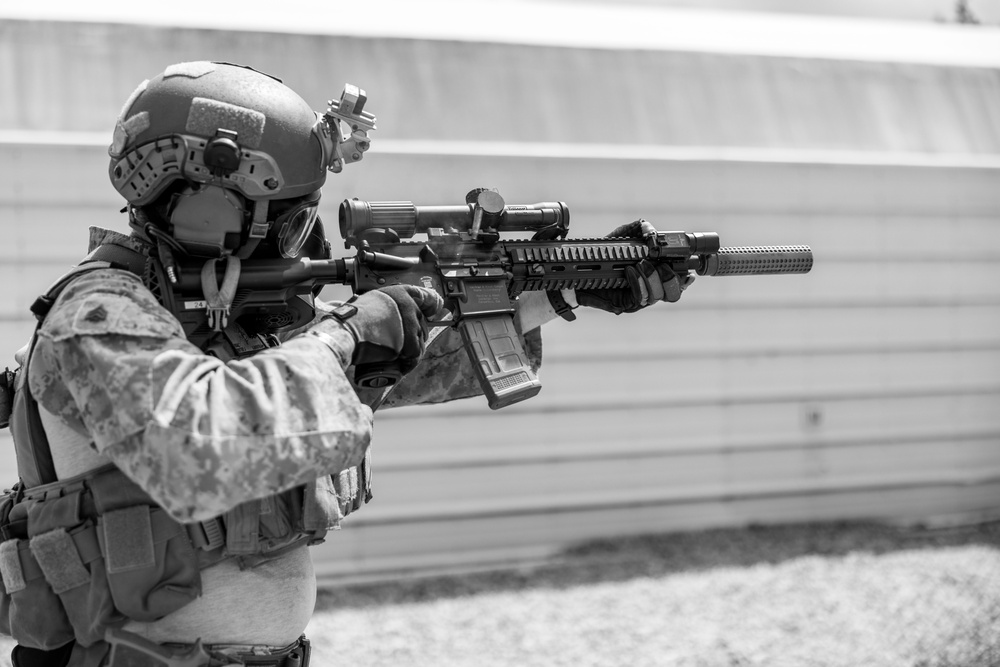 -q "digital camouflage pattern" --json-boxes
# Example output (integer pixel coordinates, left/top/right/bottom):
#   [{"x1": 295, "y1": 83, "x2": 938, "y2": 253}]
[
  {"x1": 30, "y1": 265, "x2": 373, "y2": 523},
  {"x1": 28, "y1": 227, "x2": 543, "y2": 524},
  {"x1": 364, "y1": 322, "x2": 542, "y2": 409}
]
